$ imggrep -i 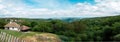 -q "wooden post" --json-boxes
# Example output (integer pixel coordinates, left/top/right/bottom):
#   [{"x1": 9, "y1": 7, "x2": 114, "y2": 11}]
[
  {"x1": 3, "y1": 32, "x2": 7, "y2": 42},
  {"x1": 0, "y1": 32, "x2": 2, "y2": 41},
  {"x1": 5, "y1": 34, "x2": 9, "y2": 42},
  {"x1": 1, "y1": 32, "x2": 4, "y2": 42},
  {"x1": 8, "y1": 35, "x2": 12, "y2": 42}
]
